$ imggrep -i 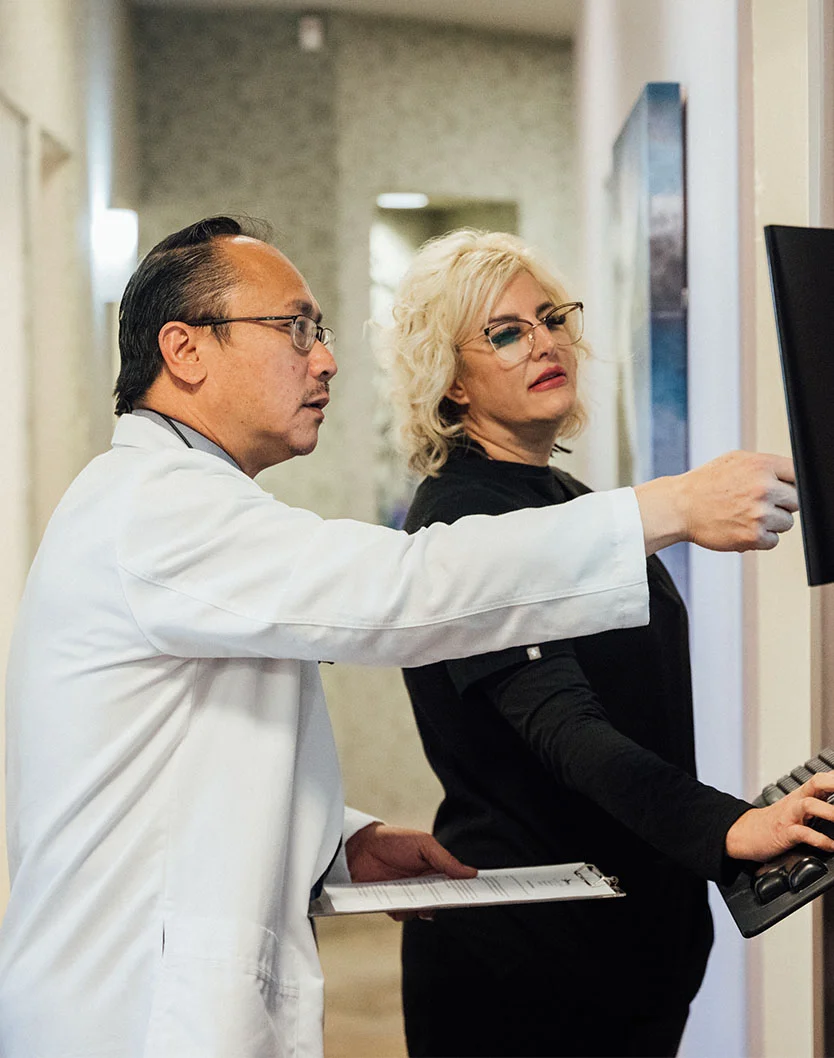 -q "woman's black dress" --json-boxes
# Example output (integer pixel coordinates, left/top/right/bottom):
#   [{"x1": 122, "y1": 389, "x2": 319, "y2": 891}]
[{"x1": 400, "y1": 442, "x2": 751, "y2": 1058}]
